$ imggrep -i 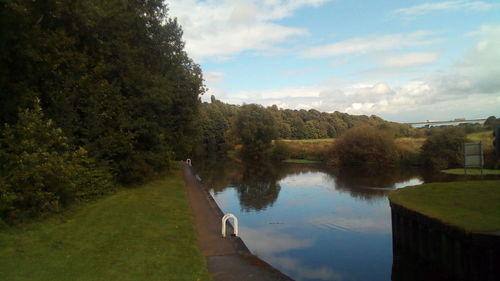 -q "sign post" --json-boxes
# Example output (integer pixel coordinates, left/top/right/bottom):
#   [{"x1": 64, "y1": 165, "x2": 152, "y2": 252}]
[{"x1": 463, "y1": 142, "x2": 483, "y2": 175}]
